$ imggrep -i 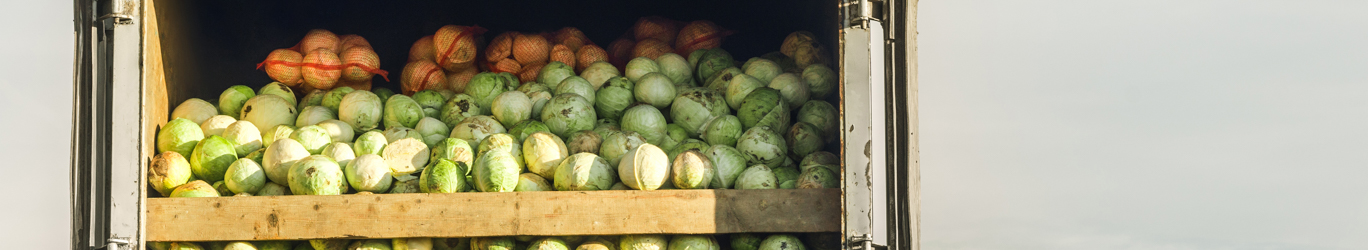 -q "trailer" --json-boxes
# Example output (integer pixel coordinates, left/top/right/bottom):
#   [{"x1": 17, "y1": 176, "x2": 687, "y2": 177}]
[{"x1": 70, "y1": 0, "x2": 919, "y2": 249}]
